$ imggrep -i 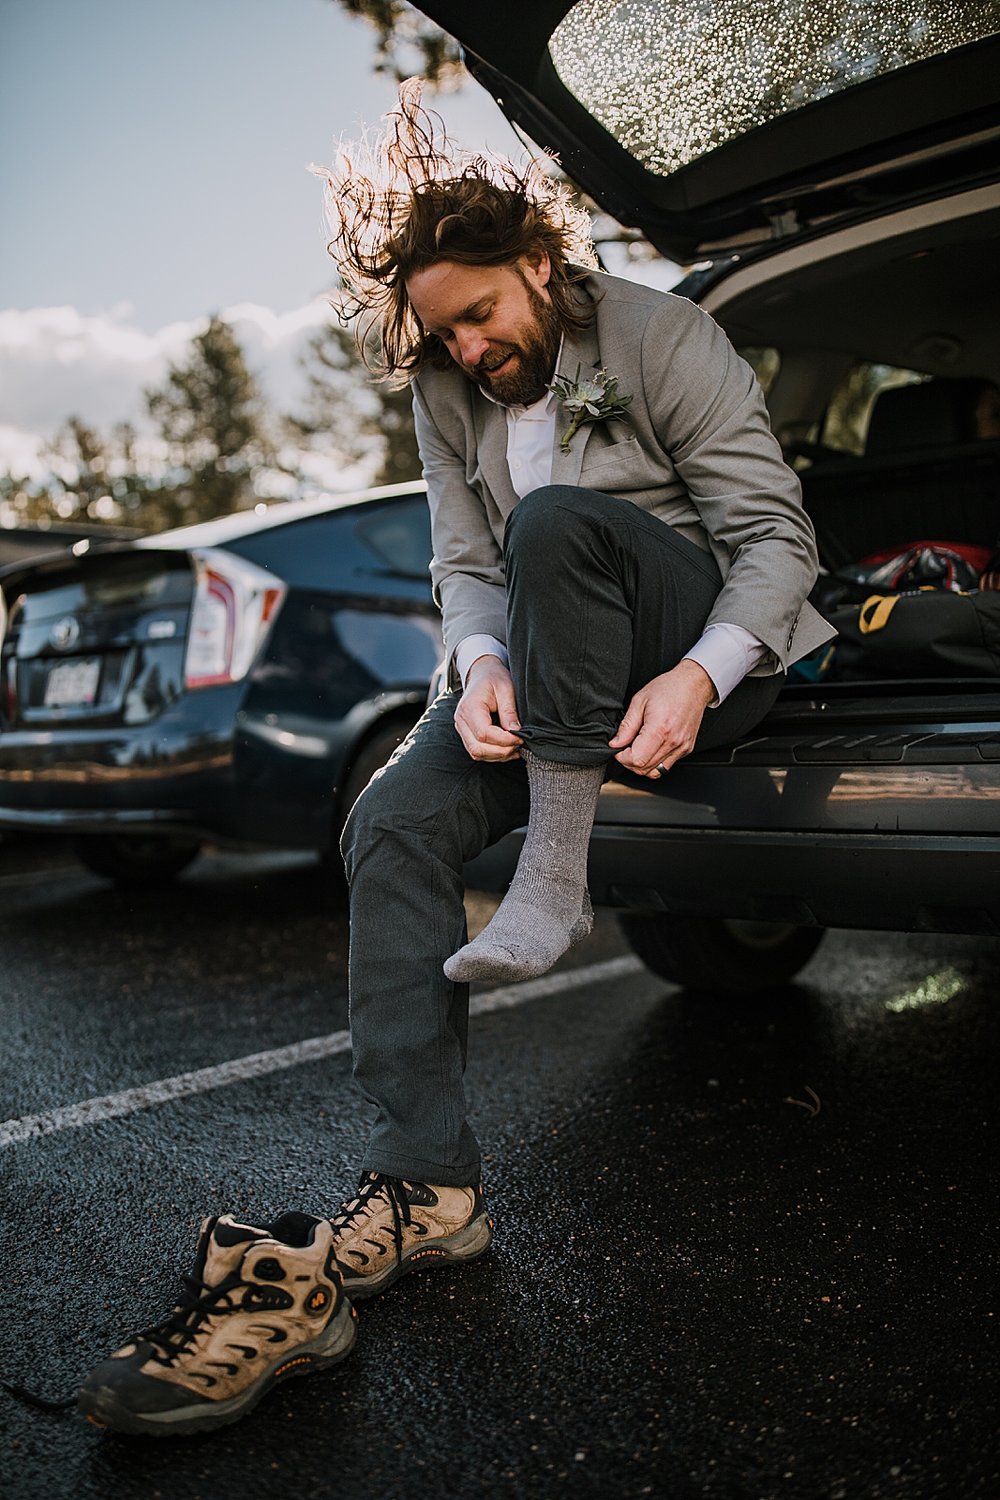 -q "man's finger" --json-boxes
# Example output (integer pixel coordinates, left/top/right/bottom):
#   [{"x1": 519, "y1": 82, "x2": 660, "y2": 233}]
[
  {"x1": 461, "y1": 733, "x2": 523, "y2": 762},
  {"x1": 456, "y1": 716, "x2": 522, "y2": 759},
  {"x1": 455, "y1": 703, "x2": 491, "y2": 744},
  {"x1": 476, "y1": 723, "x2": 522, "y2": 747},
  {"x1": 473, "y1": 742, "x2": 523, "y2": 762},
  {"x1": 626, "y1": 722, "x2": 673, "y2": 771},
  {"x1": 493, "y1": 679, "x2": 521, "y2": 733},
  {"x1": 651, "y1": 744, "x2": 683, "y2": 774},
  {"x1": 608, "y1": 697, "x2": 644, "y2": 748},
  {"x1": 614, "y1": 726, "x2": 688, "y2": 776},
  {"x1": 613, "y1": 747, "x2": 661, "y2": 778}
]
